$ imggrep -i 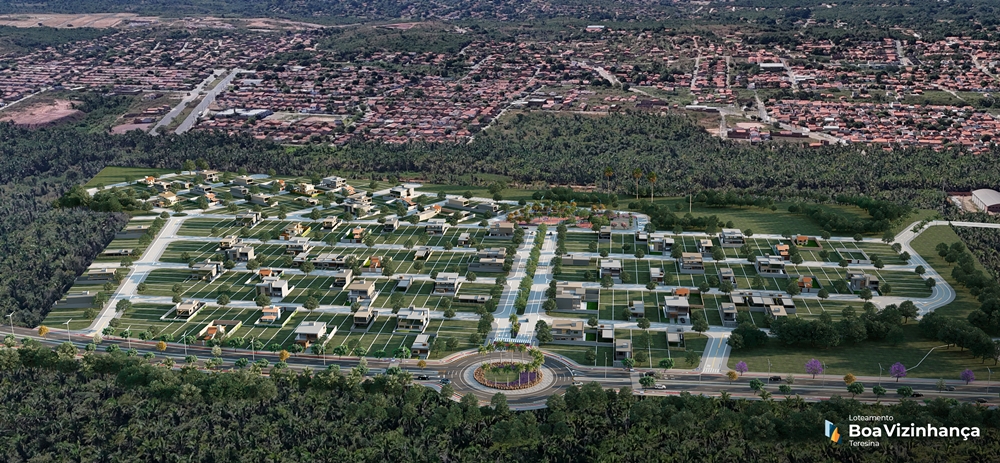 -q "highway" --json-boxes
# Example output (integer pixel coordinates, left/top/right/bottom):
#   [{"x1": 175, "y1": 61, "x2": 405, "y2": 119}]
[{"x1": 11, "y1": 325, "x2": 998, "y2": 409}]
